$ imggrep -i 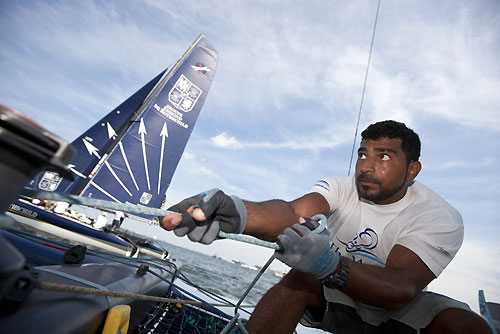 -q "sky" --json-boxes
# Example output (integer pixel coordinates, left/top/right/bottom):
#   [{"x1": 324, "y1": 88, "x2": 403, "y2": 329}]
[{"x1": 1, "y1": 0, "x2": 499, "y2": 319}]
